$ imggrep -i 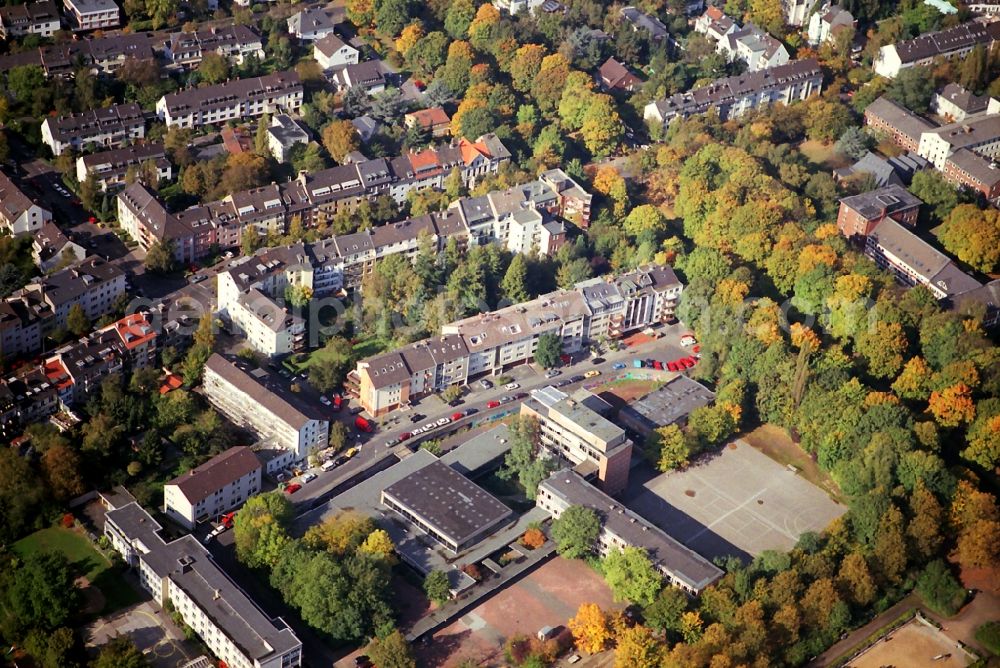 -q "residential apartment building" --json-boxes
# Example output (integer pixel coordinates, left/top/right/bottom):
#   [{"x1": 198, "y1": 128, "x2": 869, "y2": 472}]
[
  {"x1": 968, "y1": 0, "x2": 1000, "y2": 15},
  {"x1": 404, "y1": 107, "x2": 451, "y2": 138},
  {"x1": 537, "y1": 470, "x2": 723, "y2": 594},
  {"x1": 266, "y1": 114, "x2": 309, "y2": 162},
  {"x1": 522, "y1": 386, "x2": 633, "y2": 494},
  {"x1": 77, "y1": 144, "x2": 171, "y2": 192},
  {"x1": 156, "y1": 71, "x2": 303, "y2": 129},
  {"x1": 644, "y1": 59, "x2": 822, "y2": 127},
  {"x1": 784, "y1": 0, "x2": 810, "y2": 26},
  {"x1": 312, "y1": 33, "x2": 358, "y2": 70},
  {"x1": 0, "y1": 32, "x2": 154, "y2": 77},
  {"x1": 41, "y1": 103, "x2": 145, "y2": 156},
  {"x1": 836, "y1": 184, "x2": 922, "y2": 240},
  {"x1": 32, "y1": 221, "x2": 85, "y2": 272},
  {"x1": 917, "y1": 113, "x2": 1000, "y2": 169},
  {"x1": 863, "y1": 96, "x2": 938, "y2": 152},
  {"x1": 932, "y1": 83, "x2": 996, "y2": 122},
  {"x1": 0, "y1": 172, "x2": 51, "y2": 236},
  {"x1": 874, "y1": 20, "x2": 1000, "y2": 78},
  {"x1": 953, "y1": 279, "x2": 1000, "y2": 328},
  {"x1": 164, "y1": 446, "x2": 262, "y2": 529},
  {"x1": 943, "y1": 147, "x2": 1000, "y2": 198},
  {"x1": 807, "y1": 5, "x2": 854, "y2": 46},
  {"x1": 492, "y1": 0, "x2": 545, "y2": 15},
  {"x1": 329, "y1": 60, "x2": 386, "y2": 94},
  {"x1": 0, "y1": 257, "x2": 126, "y2": 358},
  {"x1": 694, "y1": 7, "x2": 789, "y2": 72},
  {"x1": 0, "y1": 0, "x2": 60, "y2": 38},
  {"x1": 350, "y1": 265, "x2": 682, "y2": 416},
  {"x1": 287, "y1": 6, "x2": 339, "y2": 40},
  {"x1": 620, "y1": 6, "x2": 668, "y2": 41},
  {"x1": 105, "y1": 503, "x2": 302, "y2": 668},
  {"x1": 202, "y1": 354, "x2": 329, "y2": 461},
  {"x1": 63, "y1": 0, "x2": 119, "y2": 30},
  {"x1": 165, "y1": 25, "x2": 265, "y2": 68}
]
